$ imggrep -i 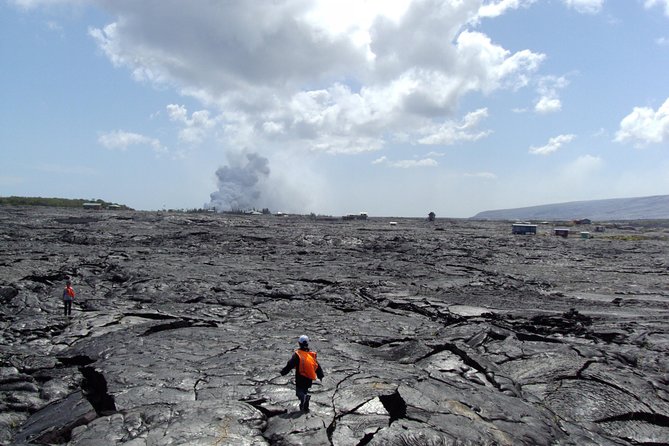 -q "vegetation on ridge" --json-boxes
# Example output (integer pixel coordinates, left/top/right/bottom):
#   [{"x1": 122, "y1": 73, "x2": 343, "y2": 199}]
[{"x1": 0, "y1": 196, "x2": 131, "y2": 209}]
